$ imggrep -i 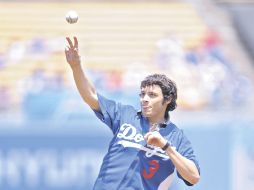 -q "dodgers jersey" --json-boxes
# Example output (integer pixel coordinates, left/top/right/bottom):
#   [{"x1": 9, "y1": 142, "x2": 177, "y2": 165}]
[{"x1": 93, "y1": 94, "x2": 200, "y2": 190}]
